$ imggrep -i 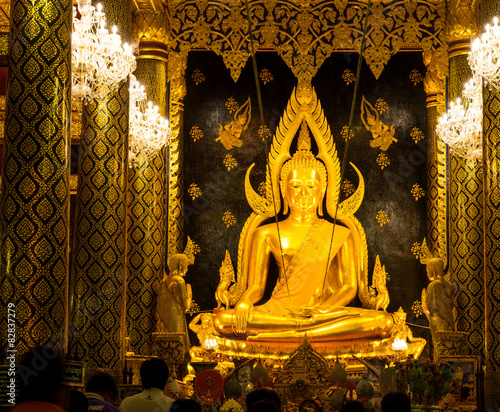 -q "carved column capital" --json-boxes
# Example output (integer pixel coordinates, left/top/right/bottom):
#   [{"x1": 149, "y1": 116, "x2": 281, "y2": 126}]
[
  {"x1": 132, "y1": 4, "x2": 170, "y2": 62},
  {"x1": 446, "y1": 0, "x2": 479, "y2": 57},
  {"x1": 423, "y1": 48, "x2": 448, "y2": 110}
]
